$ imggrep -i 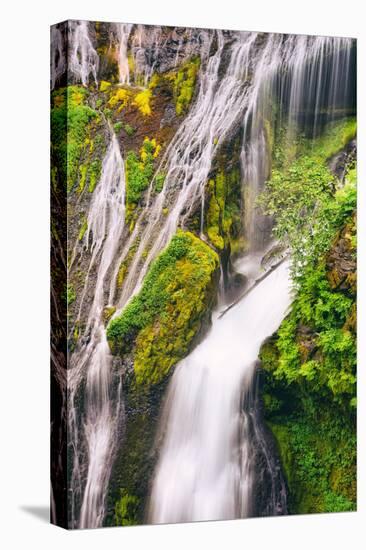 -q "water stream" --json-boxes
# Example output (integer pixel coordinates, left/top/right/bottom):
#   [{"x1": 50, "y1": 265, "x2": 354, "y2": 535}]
[
  {"x1": 68, "y1": 132, "x2": 126, "y2": 528},
  {"x1": 63, "y1": 24, "x2": 355, "y2": 527},
  {"x1": 149, "y1": 259, "x2": 292, "y2": 523}
]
